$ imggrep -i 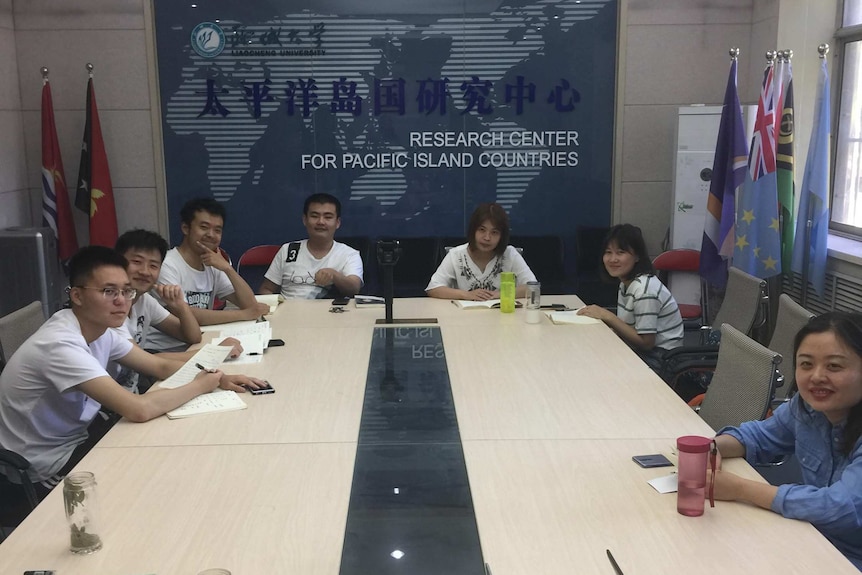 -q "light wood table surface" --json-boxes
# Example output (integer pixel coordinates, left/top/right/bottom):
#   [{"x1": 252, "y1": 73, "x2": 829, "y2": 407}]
[
  {"x1": 1, "y1": 297, "x2": 857, "y2": 574},
  {"x1": 0, "y1": 444, "x2": 356, "y2": 575}
]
